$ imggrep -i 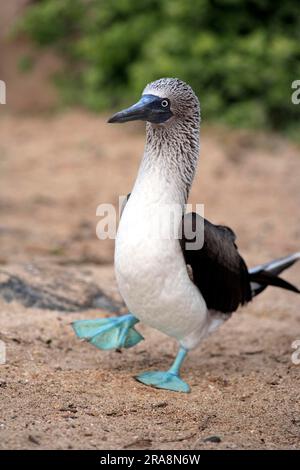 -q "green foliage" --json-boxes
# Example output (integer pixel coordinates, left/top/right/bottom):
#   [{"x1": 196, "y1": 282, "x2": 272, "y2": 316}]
[
  {"x1": 18, "y1": 0, "x2": 300, "y2": 133},
  {"x1": 18, "y1": 54, "x2": 36, "y2": 73}
]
